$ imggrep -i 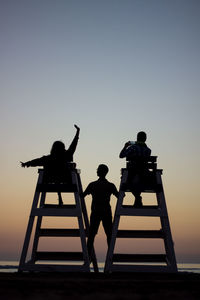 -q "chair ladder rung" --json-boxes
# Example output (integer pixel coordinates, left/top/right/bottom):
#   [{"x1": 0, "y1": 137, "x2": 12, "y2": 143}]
[
  {"x1": 39, "y1": 228, "x2": 85, "y2": 237},
  {"x1": 119, "y1": 205, "x2": 162, "y2": 217},
  {"x1": 113, "y1": 253, "x2": 167, "y2": 263},
  {"x1": 35, "y1": 251, "x2": 84, "y2": 261},
  {"x1": 117, "y1": 229, "x2": 164, "y2": 239},
  {"x1": 42, "y1": 204, "x2": 77, "y2": 208},
  {"x1": 32, "y1": 207, "x2": 80, "y2": 217},
  {"x1": 36, "y1": 183, "x2": 77, "y2": 192}
]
